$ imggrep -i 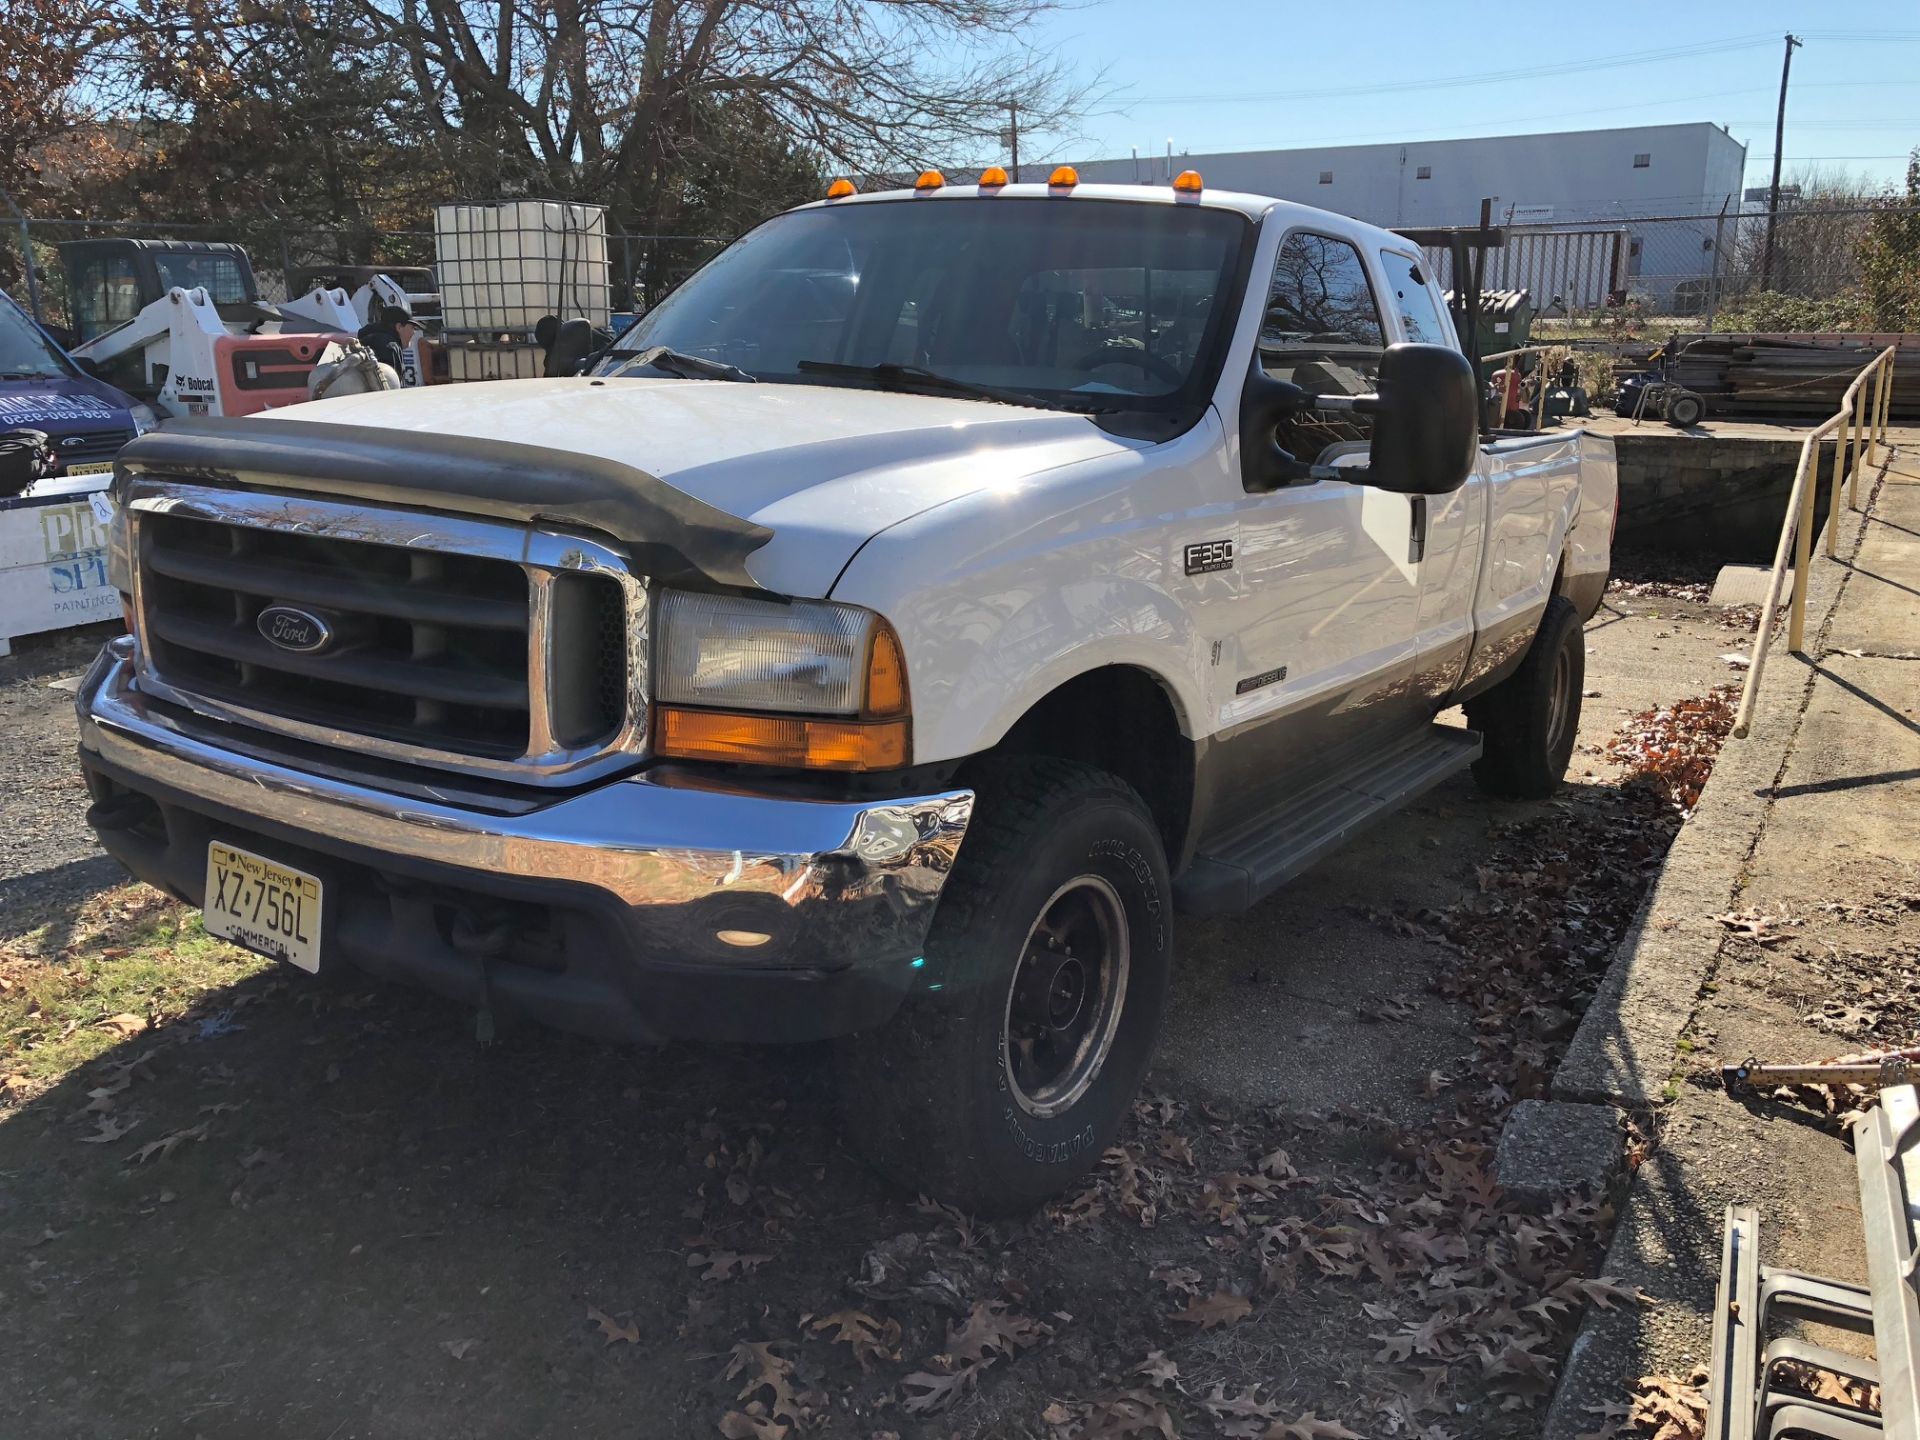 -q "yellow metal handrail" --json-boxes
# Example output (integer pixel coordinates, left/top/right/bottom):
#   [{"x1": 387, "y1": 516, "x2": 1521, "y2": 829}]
[{"x1": 1730, "y1": 344, "x2": 1898, "y2": 739}]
